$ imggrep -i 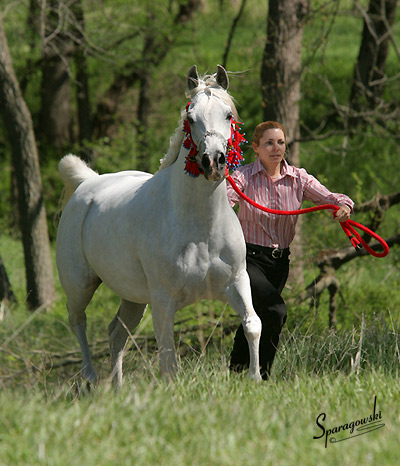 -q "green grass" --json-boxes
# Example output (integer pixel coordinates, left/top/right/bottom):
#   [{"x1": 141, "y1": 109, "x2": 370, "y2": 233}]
[
  {"x1": 1, "y1": 231, "x2": 399, "y2": 465},
  {"x1": 0, "y1": 354, "x2": 398, "y2": 466}
]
